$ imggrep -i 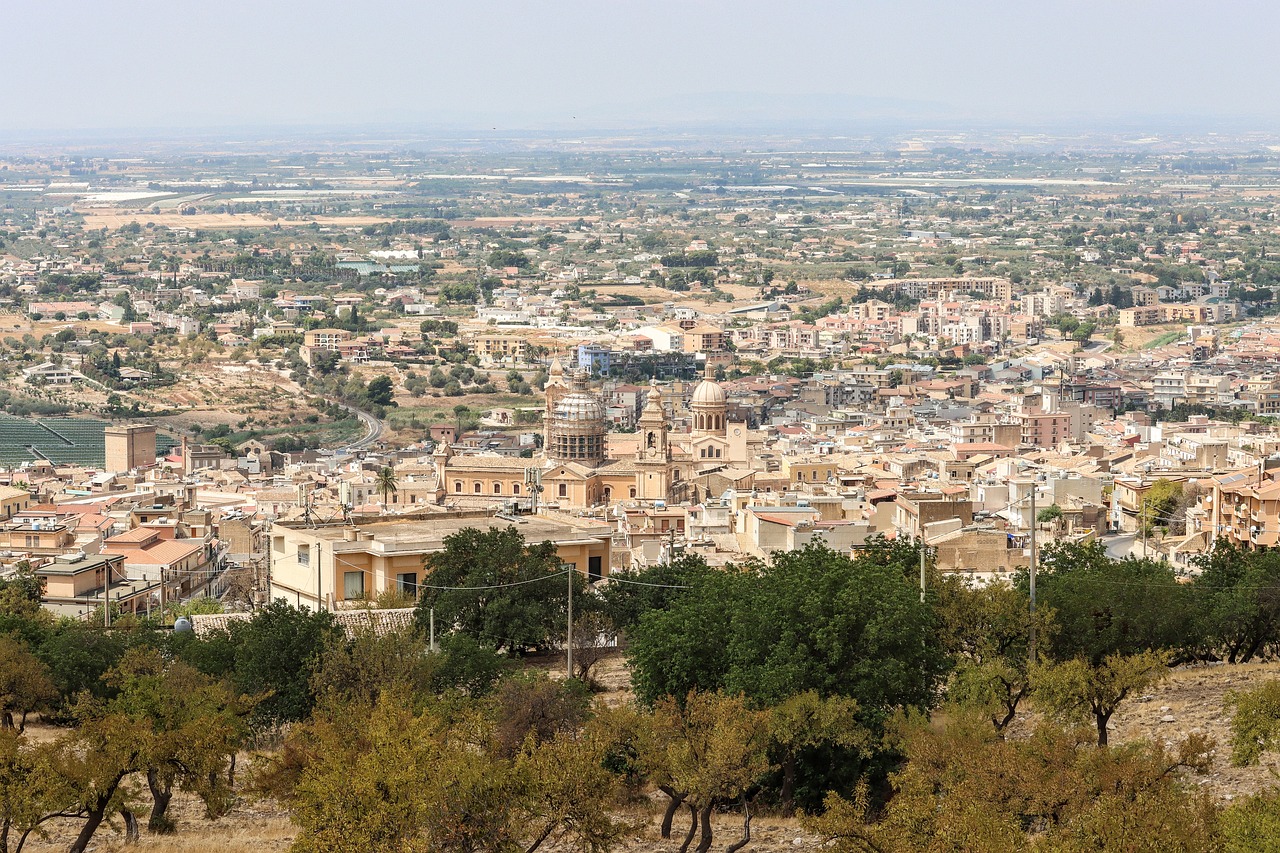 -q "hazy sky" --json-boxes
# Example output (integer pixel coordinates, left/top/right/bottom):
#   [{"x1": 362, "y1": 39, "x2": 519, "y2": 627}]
[{"x1": 6, "y1": 0, "x2": 1279, "y2": 132}]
